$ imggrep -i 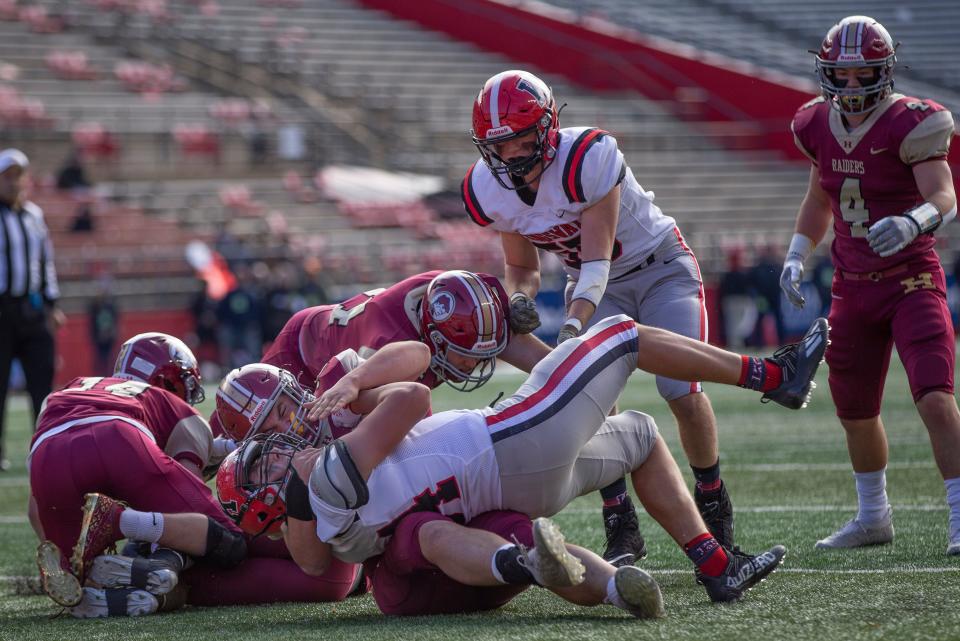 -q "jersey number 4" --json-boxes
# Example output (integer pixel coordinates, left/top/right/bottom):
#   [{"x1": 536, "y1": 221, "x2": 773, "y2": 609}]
[
  {"x1": 839, "y1": 177, "x2": 870, "y2": 237},
  {"x1": 376, "y1": 476, "x2": 465, "y2": 538}
]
